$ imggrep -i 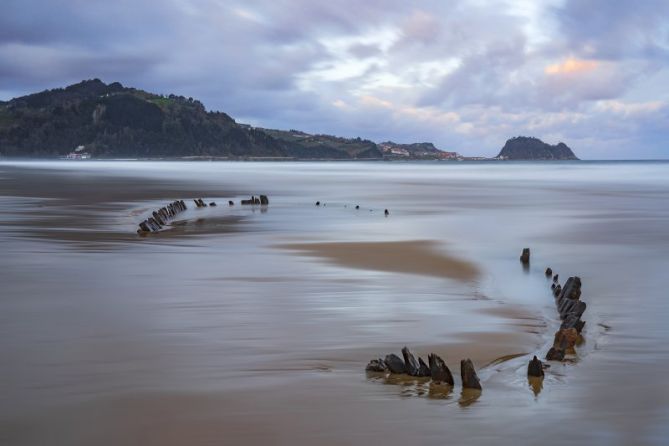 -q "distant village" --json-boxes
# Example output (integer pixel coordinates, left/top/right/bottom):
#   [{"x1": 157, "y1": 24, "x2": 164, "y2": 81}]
[
  {"x1": 378, "y1": 142, "x2": 460, "y2": 160},
  {"x1": 63, "y1": 145, "x2": 91, "y2": 160},
  {"x1": 379, "y1": 142, "x2": 495, "y2": 161}
]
